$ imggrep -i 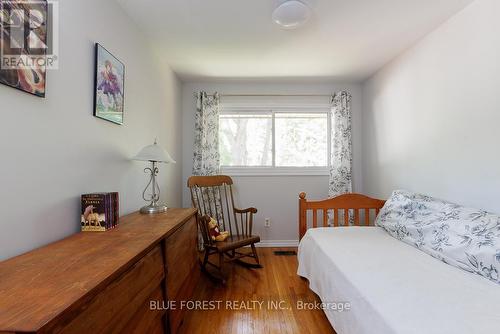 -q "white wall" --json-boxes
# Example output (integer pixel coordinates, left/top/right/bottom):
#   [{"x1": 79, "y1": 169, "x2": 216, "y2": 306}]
[
  {"x1": 362, "y1": 0, "x2": 500, "y2": 212},
  {"x1": 0, "y1": 0, "x2": 182, "y2": 260},
  {"x1": 182, "y1": 81, "x2": 363, "y2": 244}
]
